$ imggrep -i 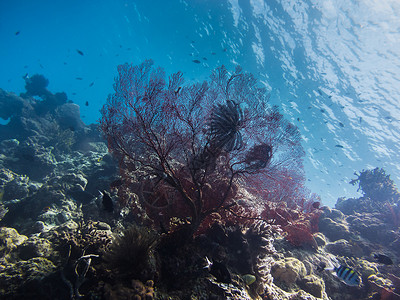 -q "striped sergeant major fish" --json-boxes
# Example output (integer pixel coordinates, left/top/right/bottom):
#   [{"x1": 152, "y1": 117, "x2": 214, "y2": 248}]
[{"x1": 317, "y1": 262, "x2": 361, "y2": 286}]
